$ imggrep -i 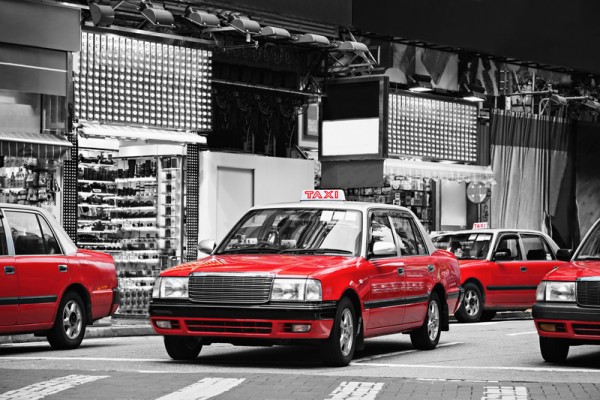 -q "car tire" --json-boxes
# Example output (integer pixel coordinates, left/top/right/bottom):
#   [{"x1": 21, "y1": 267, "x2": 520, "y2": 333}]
[
  {"x1": 47, "y1": 291, "x2": 87, "y2": 350},
  {"x1": 410, "y1": 292, "x2": 441, "y2": 350},
  {"x1": 480, "y1": 310, "x2": 497, "y2": 322},
  {"x1": 454, "y1": 282, "x2": 484, "y2": 323},
  {"x1": 164, "y1": 336, "x2": 203, "y2": 360},
  {"x1": 539, "y1": 336, "x2": 569, "y2": 363},
  {"x1": 320, "y1": 297, "x2": 356, "y2": 367}
]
